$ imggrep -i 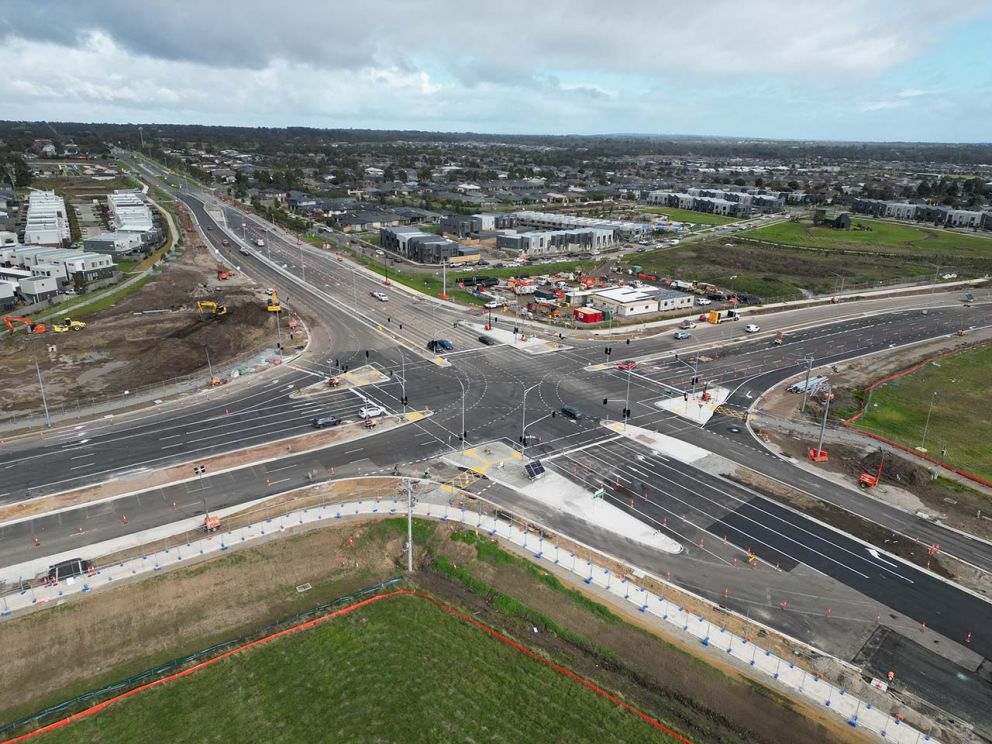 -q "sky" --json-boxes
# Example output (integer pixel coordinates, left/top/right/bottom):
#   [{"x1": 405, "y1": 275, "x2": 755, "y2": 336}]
[{"x1": 1, "y1": 0, "x2": 991, "y2": 142}]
